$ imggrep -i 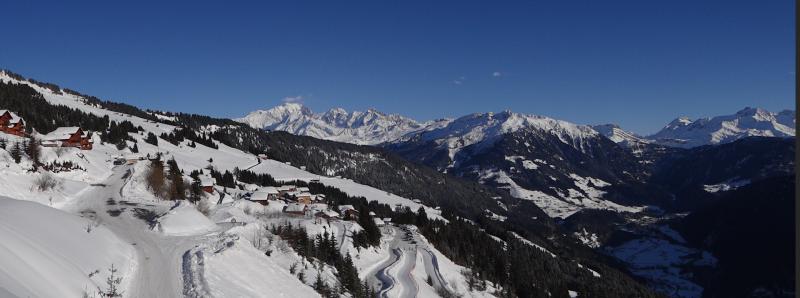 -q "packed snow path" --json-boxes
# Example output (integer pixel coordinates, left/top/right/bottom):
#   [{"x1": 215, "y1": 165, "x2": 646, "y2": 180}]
[
  {"x1": 62, "y1": 165, "x2": 219, "y2": 298},
  {"x1": 370, "y1": 226, "x2": 422, "y2": 298}
]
